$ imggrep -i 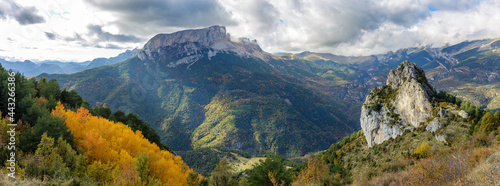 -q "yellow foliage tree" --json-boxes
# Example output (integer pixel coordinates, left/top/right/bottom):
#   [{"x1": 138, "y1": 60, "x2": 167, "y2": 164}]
[
  {"x1": 478, "y1": 112, "x2": 499, "y2": 133},
  {"x1": 52, "y1": 102, "x2": 192, "y2": 185},
  {"x1": 414, "y1": 142, "x2": 431, "y2": 159},
  {"x1": 292, "y1": 157, "x2": 330, "y2": 186}
]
